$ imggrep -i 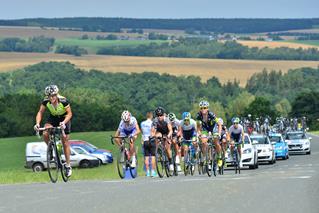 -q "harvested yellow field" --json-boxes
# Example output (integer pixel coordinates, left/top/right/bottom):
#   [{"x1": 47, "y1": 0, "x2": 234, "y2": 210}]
[
  {"x1": 238, "y1": 40, "x2": 319, "y2": 49},
  {"x1": 0, "y1": 52, "x2": 318, "y2": 86}
]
